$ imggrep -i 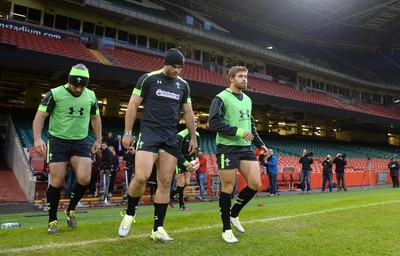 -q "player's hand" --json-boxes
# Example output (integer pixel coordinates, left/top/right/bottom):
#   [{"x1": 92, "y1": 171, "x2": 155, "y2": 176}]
[
  {"x1": 188, "y1": 138, "x2": 198, "y2": 155},
  {"x1": 260, "y1": 145, "x2": 268, "y2": 152},
  {"x1": 34, "y1": 138, "x2": 47, "y2": 157},
  {"x1": 122, "y1": 135, "x2": 134, "y2": 149},
  {"x1": 242, "y1": 130, "x2": 254, "y2": 142},
  {"x1": 186, "y1": 162, "x2": 196, "y2": 172}
]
